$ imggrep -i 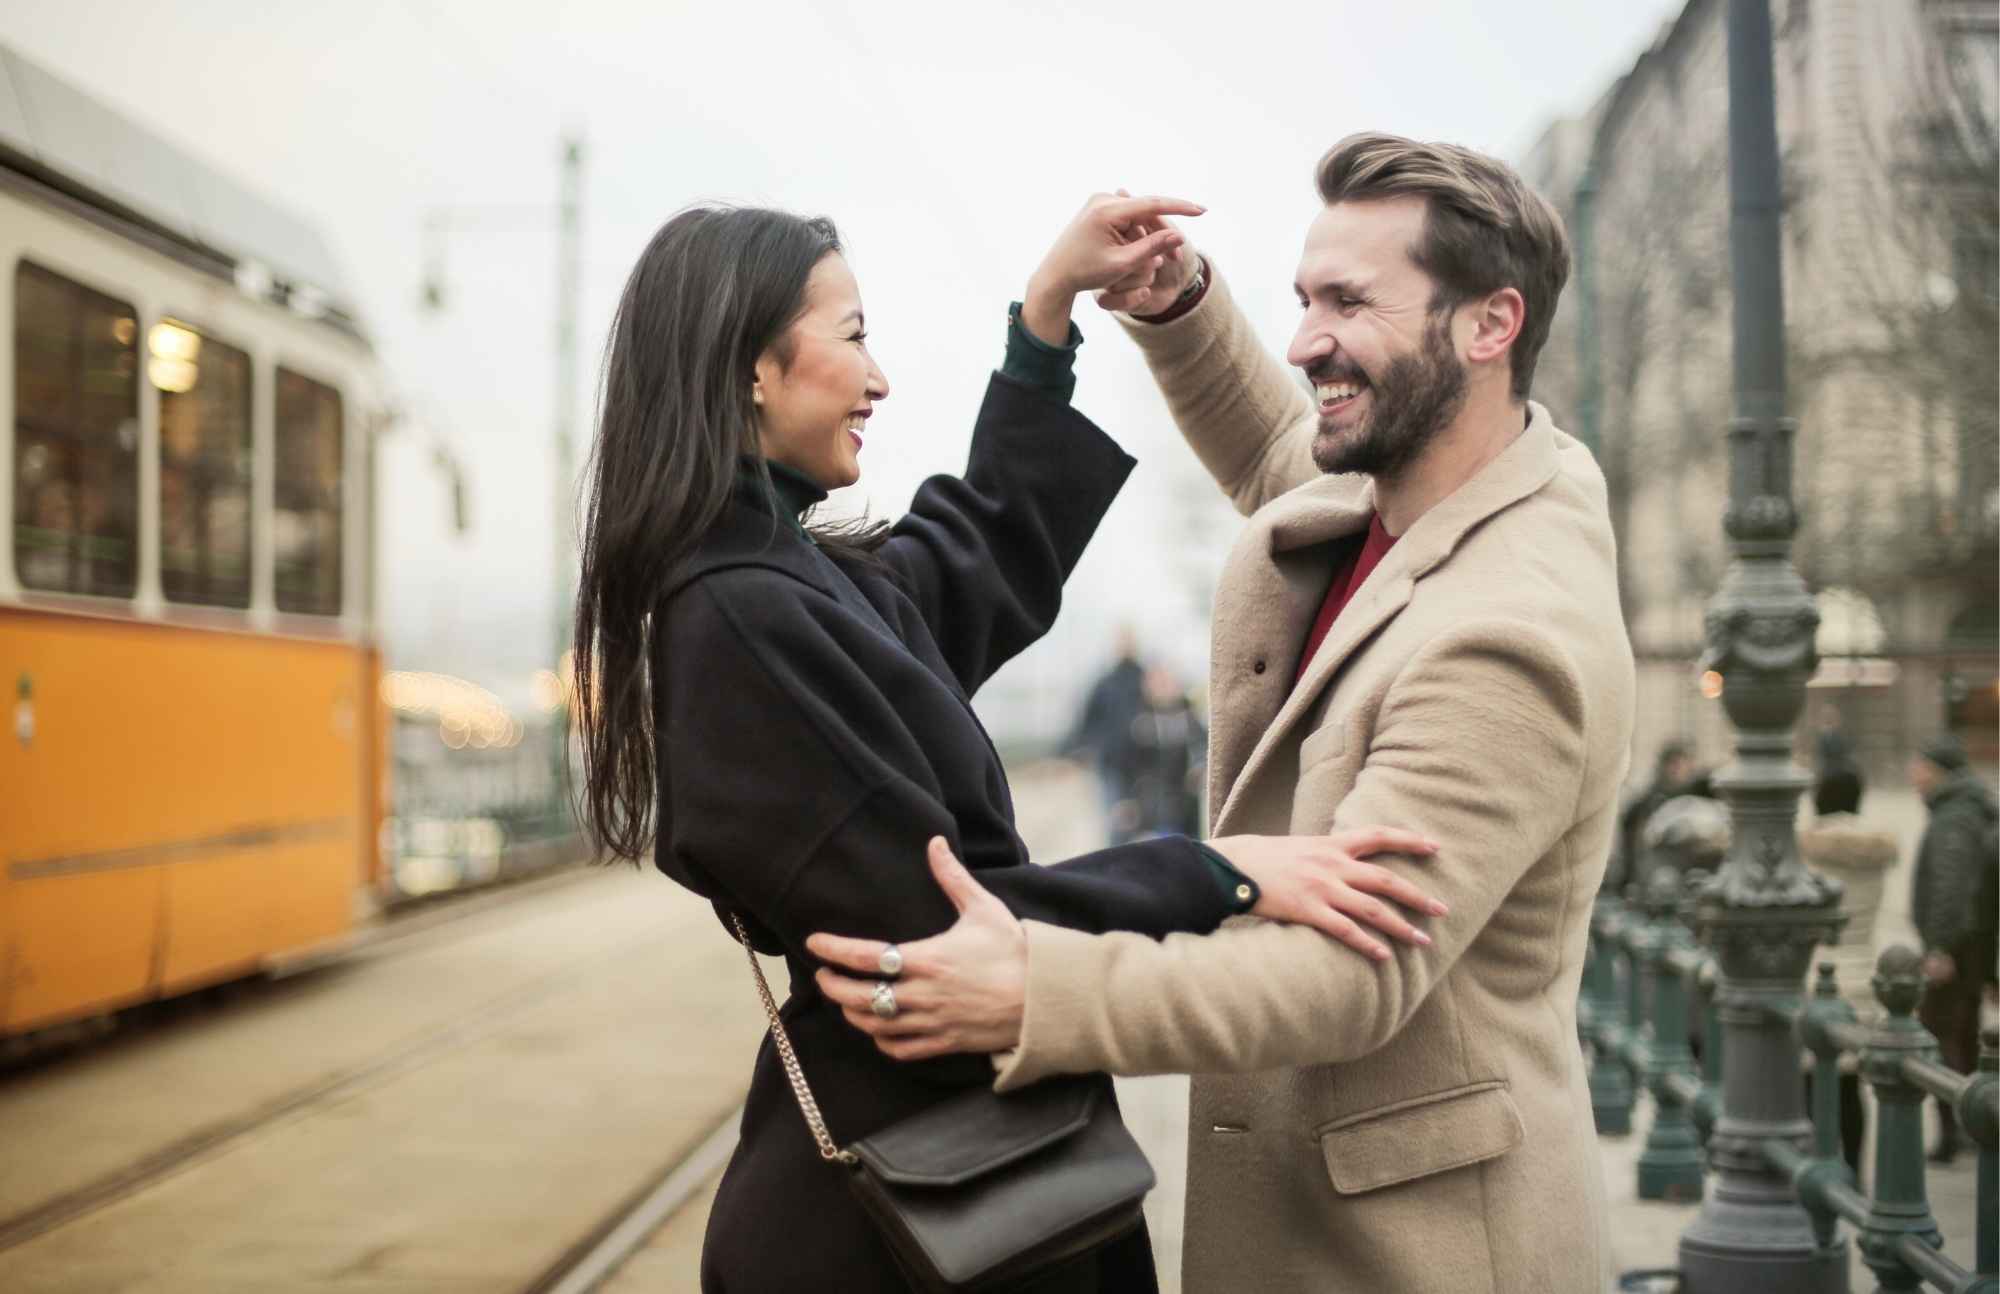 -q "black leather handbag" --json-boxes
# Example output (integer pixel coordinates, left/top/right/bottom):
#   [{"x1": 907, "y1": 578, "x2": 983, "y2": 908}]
[{"x1": 730, "y1": 915, "x2": 1155, "y2": 1293}]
